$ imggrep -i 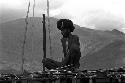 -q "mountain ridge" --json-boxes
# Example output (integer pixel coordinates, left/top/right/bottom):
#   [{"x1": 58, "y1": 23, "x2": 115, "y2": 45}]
[{"x1": 0, "y1": 17, "x2": 125, "y2": 72}]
